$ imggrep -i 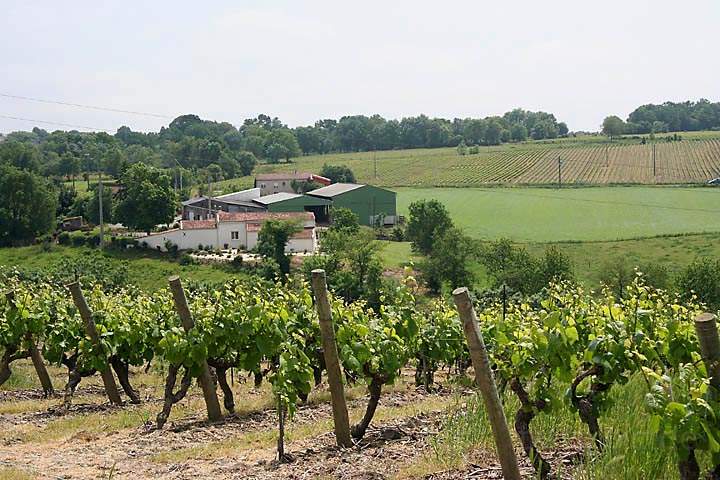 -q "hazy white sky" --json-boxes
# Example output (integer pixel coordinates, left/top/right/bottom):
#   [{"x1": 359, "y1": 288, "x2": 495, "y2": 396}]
[{"x1": 1, "y1": 0, "x2": 718, "y2": 134}]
